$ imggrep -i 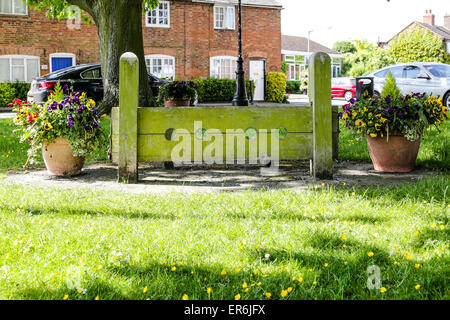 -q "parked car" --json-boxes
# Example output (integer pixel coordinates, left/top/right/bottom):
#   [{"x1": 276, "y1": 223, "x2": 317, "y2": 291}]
[
  {"x1": 367, "y1": 62, "x2": 450, "y2": 106},
  {"x1": 332, "y1": 77, "x2": 357, "y2": 101},
  {"x1": 27, "y1": 63, "x2": 170, "y2": 105}
]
